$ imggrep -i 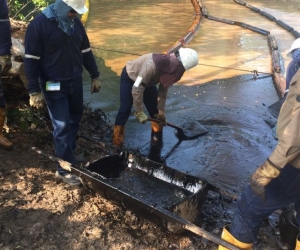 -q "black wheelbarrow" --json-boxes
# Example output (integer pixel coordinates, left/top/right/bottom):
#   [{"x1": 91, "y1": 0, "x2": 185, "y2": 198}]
[{"x1": 32, "y1": 147, "x2": 239, "y2": 250}]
